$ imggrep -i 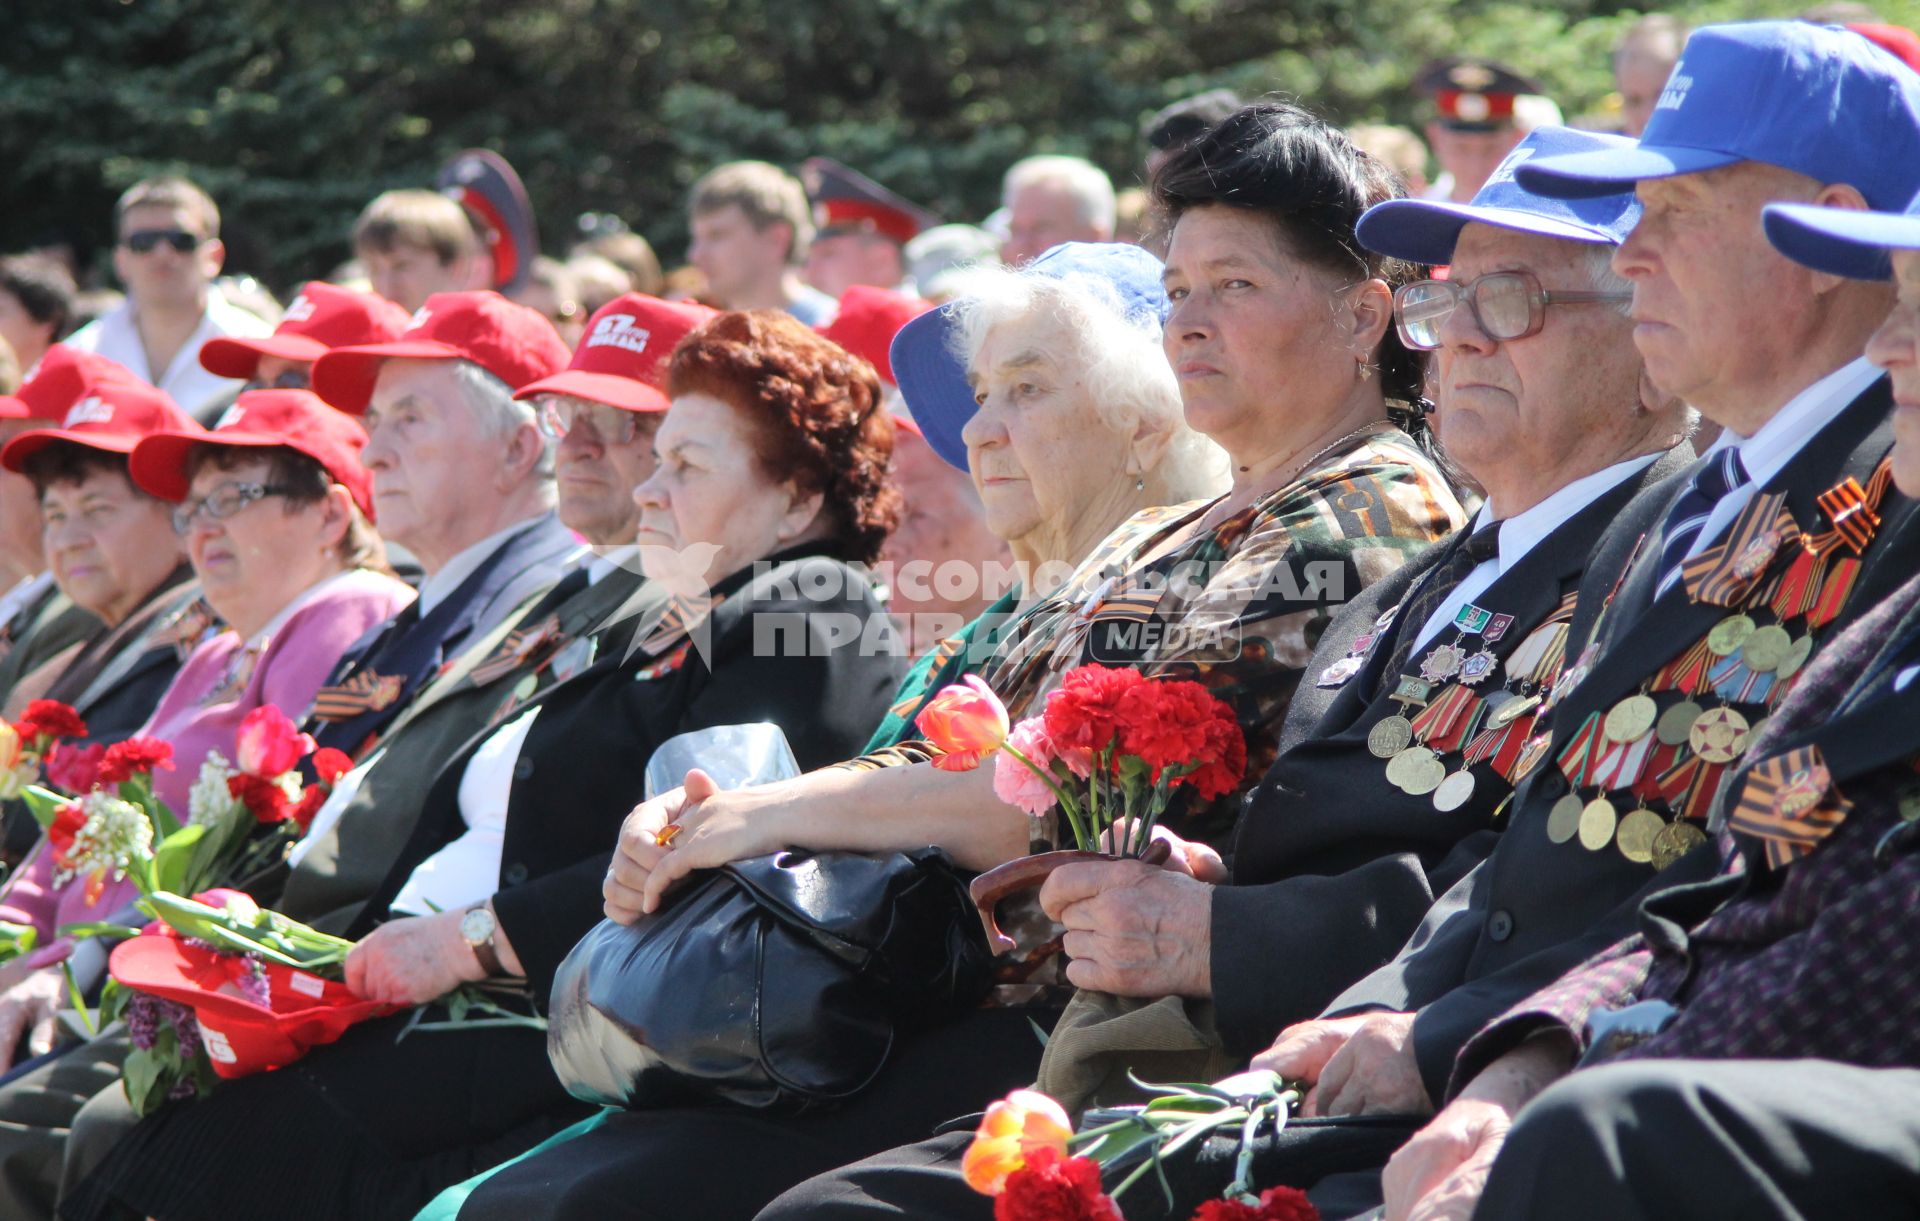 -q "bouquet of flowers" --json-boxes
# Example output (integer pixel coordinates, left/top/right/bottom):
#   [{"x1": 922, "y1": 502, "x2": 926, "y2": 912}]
[
  {"x1": 916, "y1": 664, "x2": 1246, "y2": 857},
  {"x1": 963, "y1": 1074, "x2": 1314, "y2": 1221}
]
